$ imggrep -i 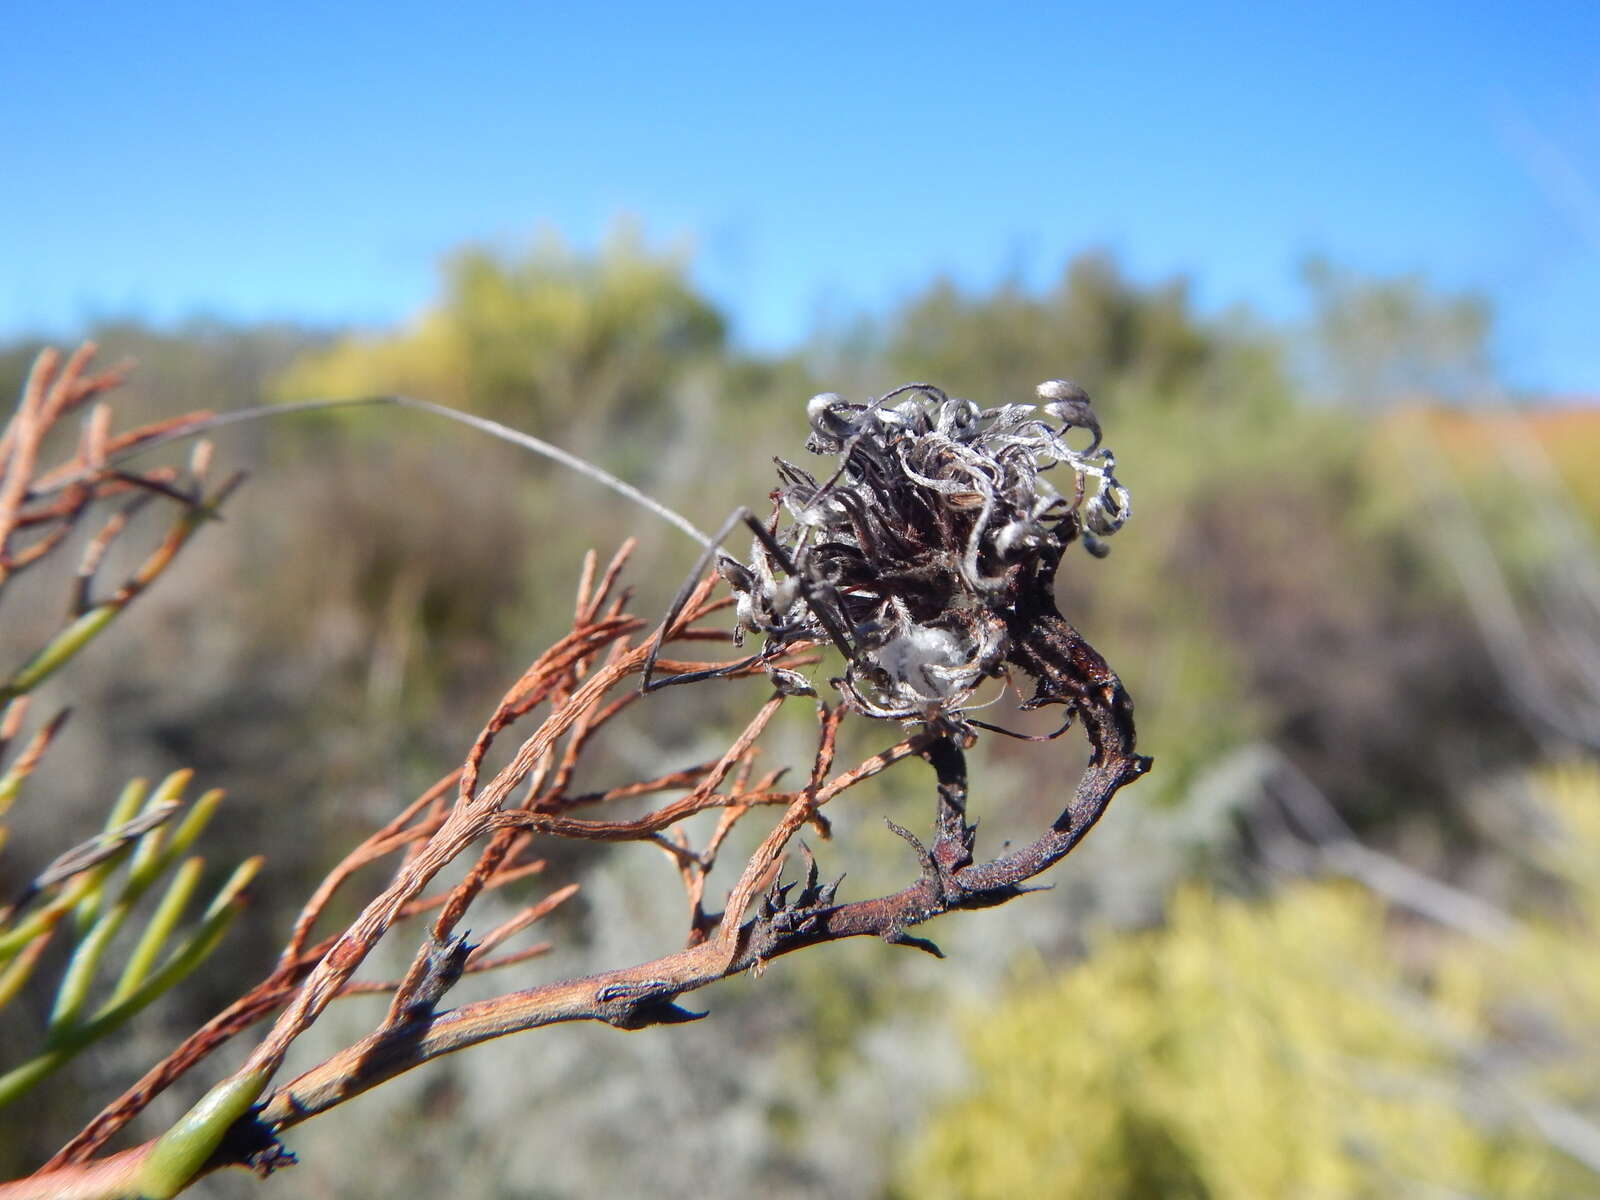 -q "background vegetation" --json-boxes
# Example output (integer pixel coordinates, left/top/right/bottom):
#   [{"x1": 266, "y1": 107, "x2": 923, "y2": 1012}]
[{"x1": 1, "y1": 233, "x2": 1595, "y2": 1197}]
